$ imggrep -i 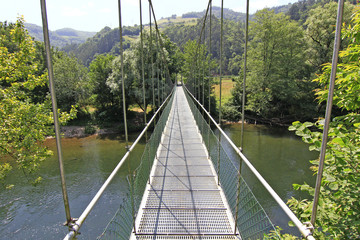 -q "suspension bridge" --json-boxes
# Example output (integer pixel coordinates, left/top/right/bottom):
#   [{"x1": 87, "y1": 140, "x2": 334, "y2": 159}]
[{"x1": 37, "y1": 0, "x2": 346, "y2": 239}]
